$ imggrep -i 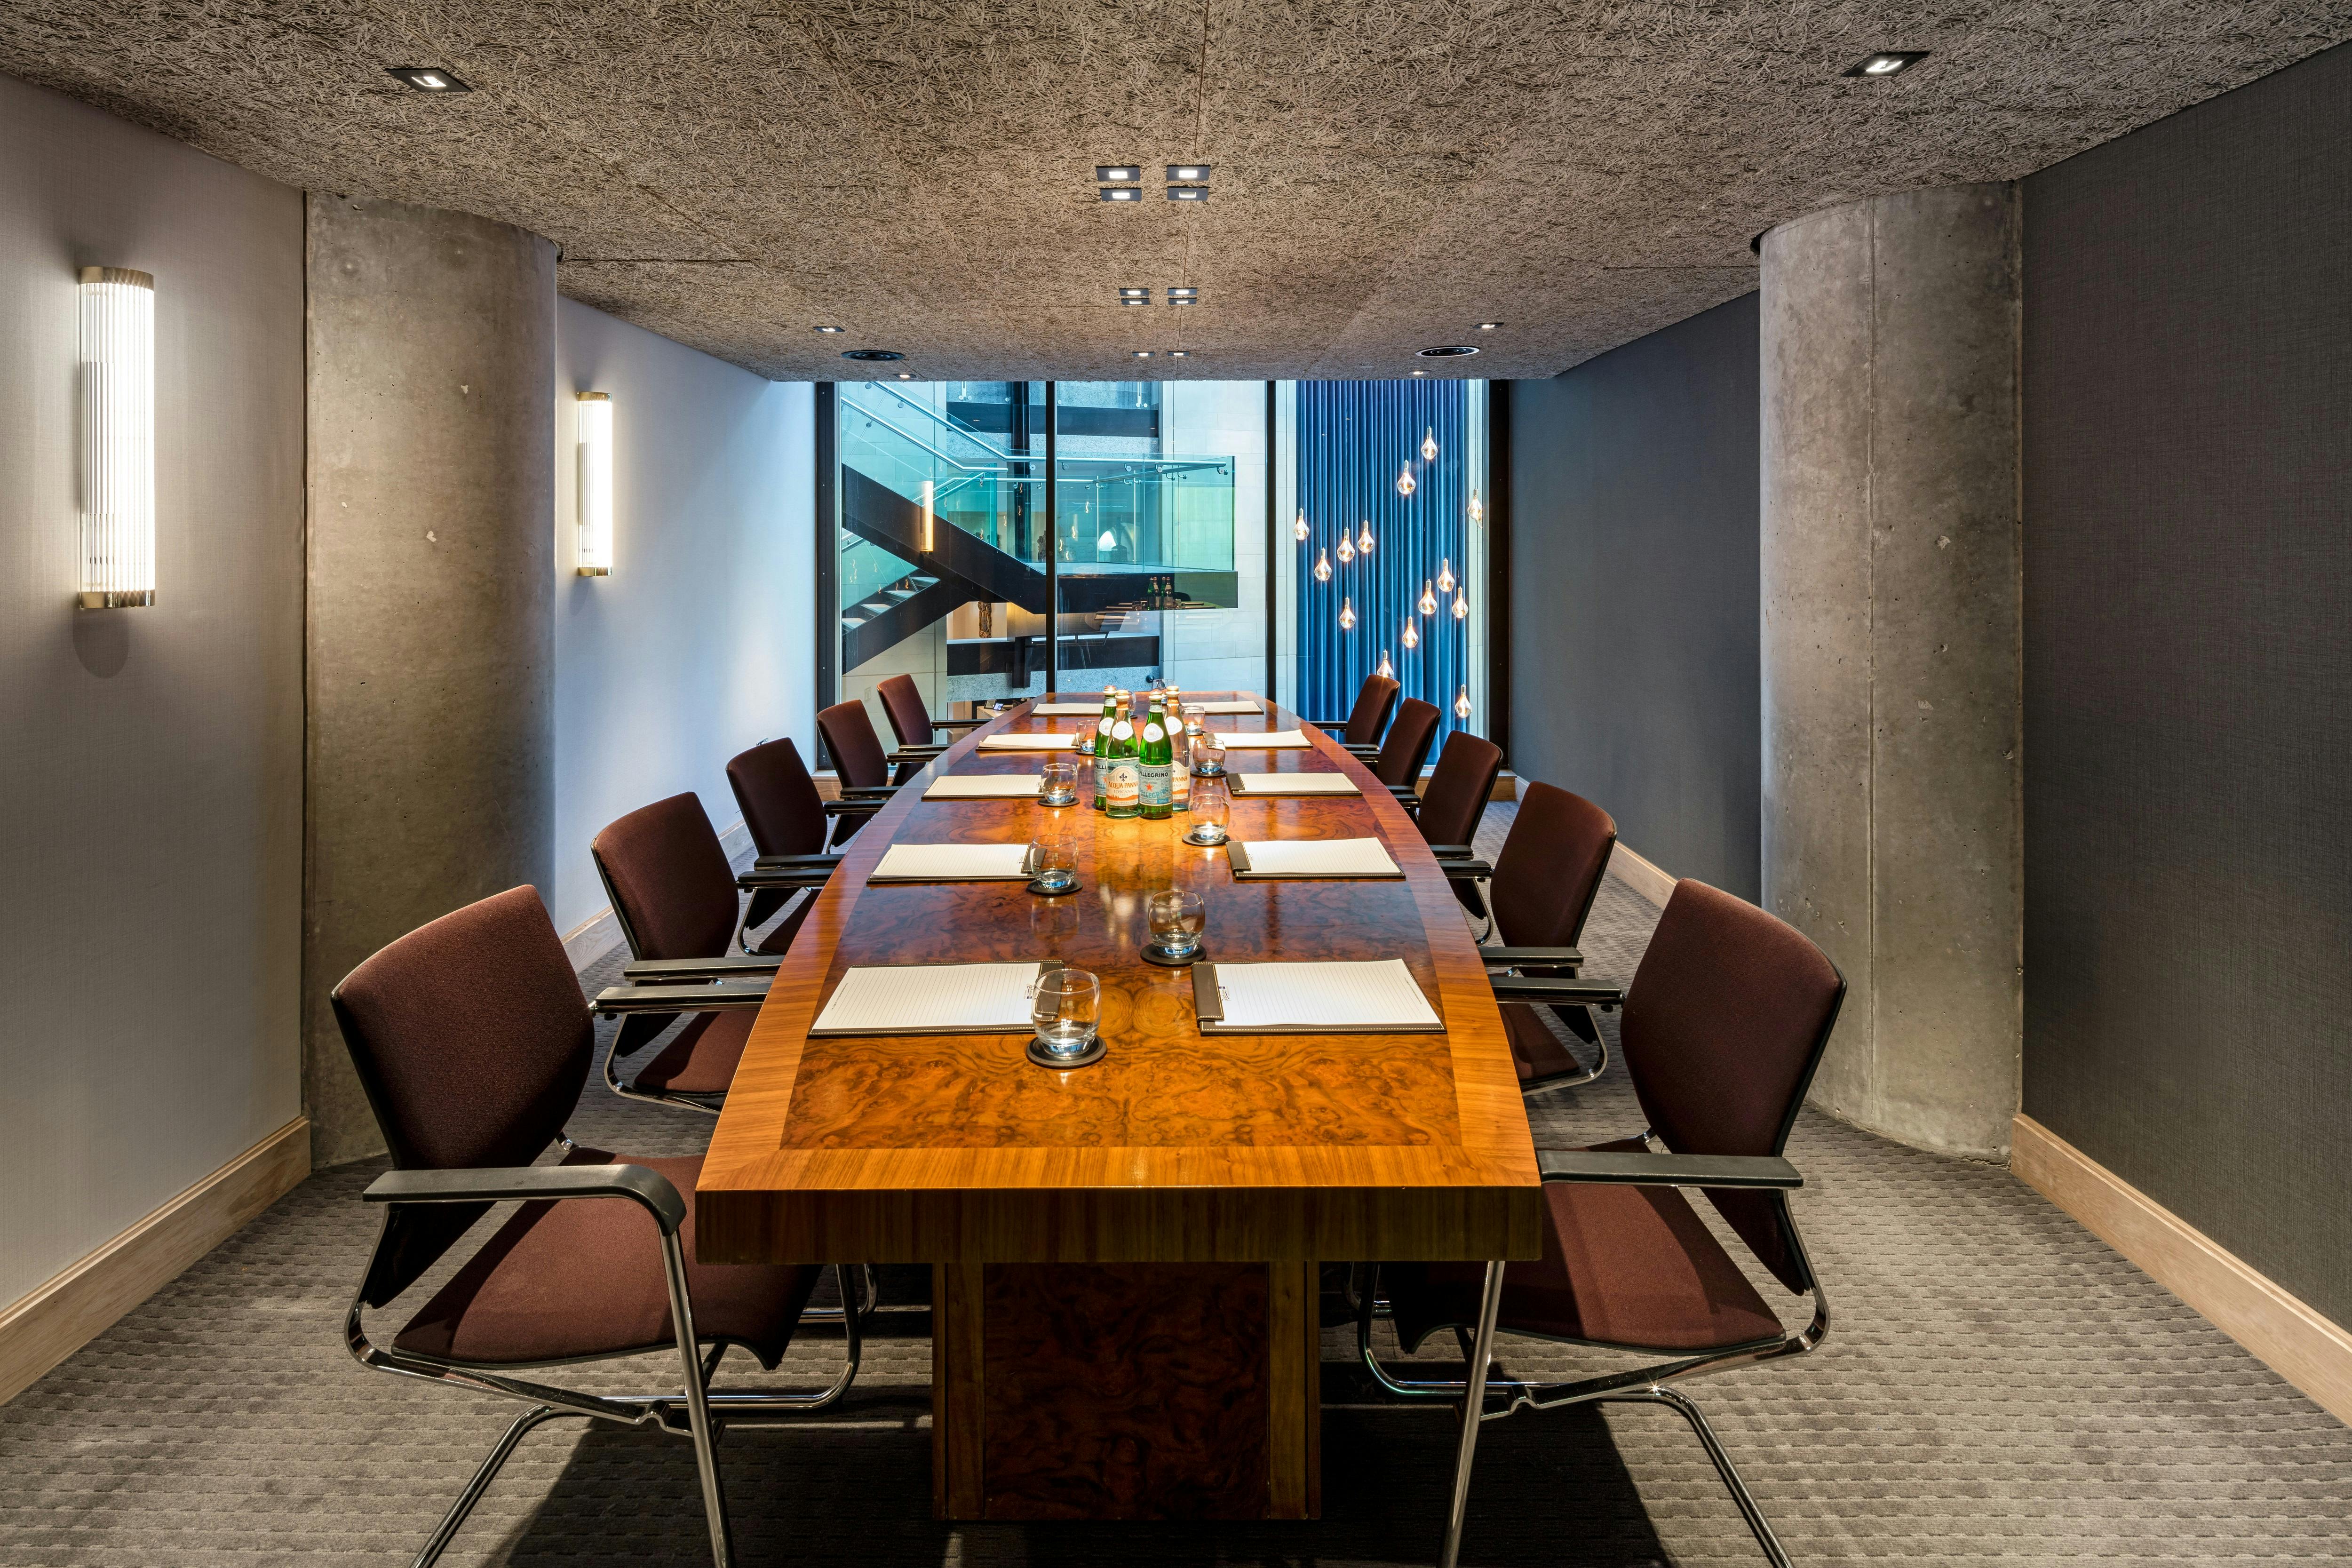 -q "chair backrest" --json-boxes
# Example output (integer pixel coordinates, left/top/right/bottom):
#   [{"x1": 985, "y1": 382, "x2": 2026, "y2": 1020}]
[
  {"x1": 330, "y1": 886, "x2": 591, "y2": 1305},
  {"x1": 1415, "y1": 733, "x2": 1504, "y2": 848},
  {"x1": 817, "y1": 699, "x2": 892, "y2": 790},
  {"x1": 875, "y1": 674, "x2": 934, "y2": 750},
  {"x1": 1343, "y1": 674, "x2": 1402, "y2": 746},
  {"x1": 1621, "y1": 880, "x2": 1846, "y2": 1293},
  {"x1": 1372, "y1": 698, "x2": 1440, "y2": 787},
  {"x1": 1489, "y1": 781, "x2": 1616, "y2": 949},
  {"x1": 726, "y1": 736, "x2": 828, "y2": 860},
  {"x1": 591, "y1": 793, "x2": 738, "y2": 961}
]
